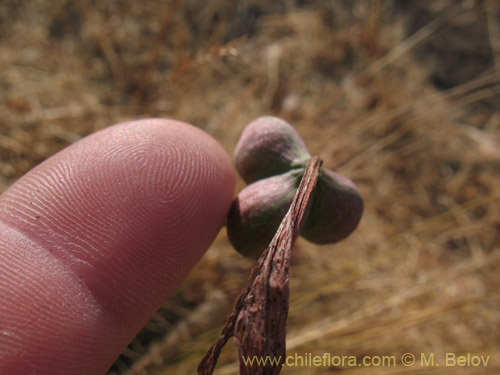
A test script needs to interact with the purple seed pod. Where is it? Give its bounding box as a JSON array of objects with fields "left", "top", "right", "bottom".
[
  {"left": 234, "top": 116, "right": 310, "bottom": 184},
  {"left": 226, "top": 171, "right": 301, "bottom": 258},
  {"left": 228, "top": 116, "right": 363, "bottom": 258},
  {"left": 301, "top": 169, "right": 363, "bottom": 244}
]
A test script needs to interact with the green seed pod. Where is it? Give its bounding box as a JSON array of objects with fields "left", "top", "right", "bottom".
[
  {"left": 234, "top": 116, "right": 310, "bottom": 184},
  {"left": 226, "top": 171, "right": 301, "bottom": 258},
  {"left": 301, "top": 169, "right": 363, "bottom": 244}
]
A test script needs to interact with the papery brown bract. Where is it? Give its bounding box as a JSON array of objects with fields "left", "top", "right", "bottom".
[{"left": 198, "top": 157, "right": 322, "bottom": 375}]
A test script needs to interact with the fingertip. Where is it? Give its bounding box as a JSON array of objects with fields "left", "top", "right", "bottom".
[{"left": 0, "top": 118, "right": 235, "bottom": 374}]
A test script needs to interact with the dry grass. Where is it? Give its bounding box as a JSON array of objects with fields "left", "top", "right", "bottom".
[{"left": 1, "top": 1, "right": 499, "bottom": 374}]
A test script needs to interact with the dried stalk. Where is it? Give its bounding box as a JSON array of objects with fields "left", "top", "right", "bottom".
[{"left": 198, "top": 156, "right": 322, "bottom": 375}]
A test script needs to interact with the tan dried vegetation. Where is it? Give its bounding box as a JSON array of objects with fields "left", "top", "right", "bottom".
[{"left": 0, "top": 1, "right": 499, "bottom": 374}]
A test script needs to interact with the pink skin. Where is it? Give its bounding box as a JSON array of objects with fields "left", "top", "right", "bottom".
[{"left": 0, "top": 119, "right": 235, "bottom": 374}]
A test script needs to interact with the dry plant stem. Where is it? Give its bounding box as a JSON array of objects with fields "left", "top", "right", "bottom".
[{"left": 198, "top": 156, "right": 322, "bottom": 375}]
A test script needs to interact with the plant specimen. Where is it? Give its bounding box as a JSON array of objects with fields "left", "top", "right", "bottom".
[{"left": 198, "top": 117, "right": 363, "bottom": 375}]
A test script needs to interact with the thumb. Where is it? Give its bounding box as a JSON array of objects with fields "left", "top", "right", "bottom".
[{"left": 0, "top": 119, "right": 235, "bottom": 374}]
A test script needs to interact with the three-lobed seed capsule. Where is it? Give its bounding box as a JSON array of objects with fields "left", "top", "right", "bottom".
[{"left": 227, "top": 116, "right": 364, "bottom": 258}]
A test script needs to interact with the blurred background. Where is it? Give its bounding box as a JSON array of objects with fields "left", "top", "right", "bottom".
[{"left": 1, "top": 0, "right": 499, "bottom": 374}]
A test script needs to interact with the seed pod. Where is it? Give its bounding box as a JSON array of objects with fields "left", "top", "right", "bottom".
[
  {"left": 229, "top": 116, "right": 364, "bottom": 259},
  {"left": 234, "top": 116, "right": 310, "bottom": 184},
  {"left": 226, "top": 171, "right": 301, "bottom": 258},
  {"left": 301, "top": 169, "right": 363, "bottom": 244}
]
